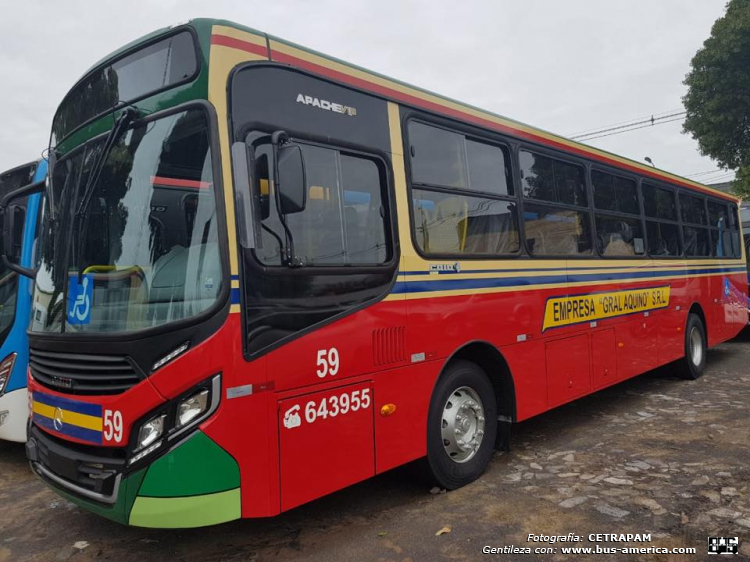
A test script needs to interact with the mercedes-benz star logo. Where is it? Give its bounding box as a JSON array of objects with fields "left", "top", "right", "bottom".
[{"left": 53, "top": 407, "right": 64, "bottom": 431}]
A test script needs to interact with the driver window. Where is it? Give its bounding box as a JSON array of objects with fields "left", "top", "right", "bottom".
[{"left": 254, "top": 142, "right": 389, "bottom": 266}]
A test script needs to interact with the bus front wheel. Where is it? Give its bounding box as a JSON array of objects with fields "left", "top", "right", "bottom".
[
  {"left": 680, "top": 313, "right": 706, "bottom": 380},
  {"left": 426, "top": 360, "right": 497, "bottom": 490}
]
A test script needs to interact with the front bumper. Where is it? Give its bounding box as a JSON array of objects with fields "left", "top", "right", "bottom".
[{"left": 27, "top": 424, "right": 242, "bottom": 528}]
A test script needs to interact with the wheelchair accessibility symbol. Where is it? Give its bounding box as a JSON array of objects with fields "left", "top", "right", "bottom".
[{"left": 68, "top": 274, "right": 93, "bottom": 325}]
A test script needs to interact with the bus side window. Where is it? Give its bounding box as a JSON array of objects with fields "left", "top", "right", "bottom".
[
  {"left": 592, "top": 170, "right": 644, "bottom": 257},
  {"left": 340, "top": 155, "right": 387, "bottom": 263},
  {"left": 407, "top": 121, "right": 518, "bottom": 257},
  {"left": 595, "top": 215, "right": 644, "bottom": 256},
  {"left": 523, "top": 205, "right": 591, "bottom": 256},
  {"left": 411, "top": 189, "right": 519, "bottom": 256},
  {"left": 642, "top": 183, "right": 680, "bottom": 258}
]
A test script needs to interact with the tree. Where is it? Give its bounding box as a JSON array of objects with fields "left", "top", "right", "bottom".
[{"left": 683, "top": 0, "right": 750, "bottom": 198}]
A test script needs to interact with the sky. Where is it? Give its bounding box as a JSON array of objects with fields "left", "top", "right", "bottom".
[{"left": 0, "top": 0, "right": 734, "bottom": 185}]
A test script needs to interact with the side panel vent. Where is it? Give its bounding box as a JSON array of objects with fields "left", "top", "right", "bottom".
[{"left": 372, "top": 327, "right": 406, "bottom": 366}]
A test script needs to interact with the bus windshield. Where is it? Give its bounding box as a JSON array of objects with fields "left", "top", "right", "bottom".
[
  {"left": 51, "top": 31, "right": 197, "bottom": 145},
  {"left": 32, "top": 108, "right": 223, "bottom": 334}
]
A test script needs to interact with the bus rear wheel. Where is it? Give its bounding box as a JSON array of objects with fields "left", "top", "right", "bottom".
[
  {"left": 680, "top": 313, "right": 706, "bottom": 380},
  {"left": 426, "top": 360, "right": 497, "bottom": 490}
]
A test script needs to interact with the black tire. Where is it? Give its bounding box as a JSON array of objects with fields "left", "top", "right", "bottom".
[
  {"left": 426, "top": 360, "right": 497, "bottom": 490},
  {"left": 680, "top": 313, "right": 706, "bottom": 380}
]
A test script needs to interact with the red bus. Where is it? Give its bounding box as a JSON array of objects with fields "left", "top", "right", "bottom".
[{"left": 4, "top": 19, "right": 746, "bottom": 528}]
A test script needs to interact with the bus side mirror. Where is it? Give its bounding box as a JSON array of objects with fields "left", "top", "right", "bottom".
[
  {"left": 0, "top": 178, "right": 45, "bottom": 278},
  {"left": 273, "top": 132, "right": 306, "bottom": 216}
]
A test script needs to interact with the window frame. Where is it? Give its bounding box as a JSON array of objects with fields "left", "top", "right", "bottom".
[
  {"left": 517, "top": 143, "right": 594, "bottom": 258},
  {"left": 640, "top": 180, "right": 684, "bottom": 259},
  {"left": 519, "top": 147, "right": 589, "bottom": 208},
  {"left": 706, "top": 196, "right": 740, "bottom": 259},
  {"left": 729, "top": 201, "right": 743, "bottom": 258},
  {"left": 249, "top": 134, "right": 397, "bottom": 270},
  {"left": 679, "top": 191, "right": 708, "bottom": 227},
  {"left": 408, "top": 118, "right": 514, "bottom": 199},
  {"left": 677, "top": 189, "right": 712, "bottom": 258},
  {"left": 405, "top": 116, "right": 522, "bottom": 260},
  {"left": 589, "top": 165, "right": 646, "bottom": 259},
  {"left": 590, "top": 167, "right": 640, "bottom": 215}
]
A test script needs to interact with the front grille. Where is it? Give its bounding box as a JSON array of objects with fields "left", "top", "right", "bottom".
[{"left": 29, "top": 348, "right": 142, "bottom": 395}]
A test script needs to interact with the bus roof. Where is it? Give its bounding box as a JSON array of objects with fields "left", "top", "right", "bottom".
[{"left": 65, "top": 17, "right": 740, "bottom": 204}]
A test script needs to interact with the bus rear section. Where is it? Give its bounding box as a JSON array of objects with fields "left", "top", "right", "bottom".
[
  {"left": 0, "top": 159, "right": 44, "bottom": 442},
  {"left": 11, "top": 19, "right": 748, "bottom": 529}
]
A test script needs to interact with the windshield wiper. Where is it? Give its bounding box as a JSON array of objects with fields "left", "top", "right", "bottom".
[{"left": 73, "top": 107, "right": 139, "bottom": 280}]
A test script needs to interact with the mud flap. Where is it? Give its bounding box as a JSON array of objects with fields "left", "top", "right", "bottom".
[{"left": 495, "top": 415, "right": 511, "bottom": 452}]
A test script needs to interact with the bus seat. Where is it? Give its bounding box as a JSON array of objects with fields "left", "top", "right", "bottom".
[
  {"left": 604, "top": 233, "right": 635, "bottom": 256},
  {"left": 463, "top": 214, "right": 517, "bottom": 254},
  {"left": 428, "top": 197, "right": 468, "bottom": 253},
  {"left": 524, "top": 211, "right": 580, "bottom": 255}
]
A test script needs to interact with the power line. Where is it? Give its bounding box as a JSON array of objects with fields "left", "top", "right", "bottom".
[
  {"left": 704, "top": 178, "right": 734, "bottom": 185},
  {"left": 573, "top": 115, "right": 686, "bottom": 141},
  {"left": 702, "top": 173, "right": 736, "bottom": 184},
  {"left": 570, "top": 112, "right": 686, "bottom": 140},
  {"left": 699, "top": 169, "right": 735, "bottom": 179},
  {"left": 685, "top": 169, "right": 724, "bottom": 178},
  {"left": 568, "top": 108, "right": 684, "bottom": 138}
]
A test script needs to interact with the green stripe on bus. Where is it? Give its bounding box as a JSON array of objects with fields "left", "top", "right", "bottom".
[
  {"left": 137, "top": 431, "right": 240, "bottom": 498},
  {"left": 129, "top": 488, "right": 241, "bottom": 528}
]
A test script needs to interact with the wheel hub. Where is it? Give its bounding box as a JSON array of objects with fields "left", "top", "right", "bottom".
[
  {"left": 441, "top": 386, "right": 486, "bottom": 463},
  {"left": 690, "top": 326, "right": 703, "bottom": 366}
]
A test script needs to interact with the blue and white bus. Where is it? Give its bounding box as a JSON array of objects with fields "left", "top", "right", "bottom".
[{"left": 0, "top": 159, "right": 45, "bottom": 442}]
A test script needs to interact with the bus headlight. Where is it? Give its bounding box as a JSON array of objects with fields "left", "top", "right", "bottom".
[
  {"left": 136, "top": 414, "right": 166, "bottom": 451},
  {"left": 177, "top": 389, "right": 209, "bottom": 428},
  {"left": 128, "top": 374, "right": 220, "bottom": 466},
  {"left": 0, "top": 353, "right": 17, "bottom": 396}
]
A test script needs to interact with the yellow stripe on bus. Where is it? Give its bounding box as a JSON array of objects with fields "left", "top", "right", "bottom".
[
  {"left": 212, "top": 25, "right": 267, "bottom": 47},
  {"left": 401, "top": 257, "right": 744, "bottom": 273},
  {"left": 32, "top": 402, "right": 103, "bottom": 432},
  {"left": 402, "top": 265, "right": 741, "bottom": 282},
  {"left": 209, "top": 25, "right": 270, "bottom": 277}
]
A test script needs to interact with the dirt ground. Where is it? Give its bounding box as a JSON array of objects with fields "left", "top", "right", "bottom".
[{"left": 1, "top": 330, "right": 749, "bottom": 562}]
